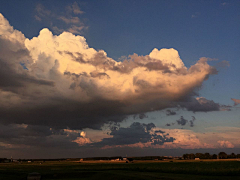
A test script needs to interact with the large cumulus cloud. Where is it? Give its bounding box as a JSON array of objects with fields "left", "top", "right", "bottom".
[{"left": 0, "top": 13, "right": 218, "bottom": 130}]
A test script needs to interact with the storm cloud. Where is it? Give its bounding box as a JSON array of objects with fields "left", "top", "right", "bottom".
[{"left": 0, "top": 13, "right": 219, "bottom": 131}]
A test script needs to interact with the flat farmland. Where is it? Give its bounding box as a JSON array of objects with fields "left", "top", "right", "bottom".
[{"left": 0, "top": 160, "right": 240, "bottom": 180}]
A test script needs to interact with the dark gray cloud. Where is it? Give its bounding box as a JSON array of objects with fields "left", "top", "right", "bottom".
[
  {"left": 0, "top": 97, "right": 127, "bottom": 130},
  {"left": 166, "top": 109, "right": 176, "bottom": 116},
  {"left": 166, "top": 116, "right": 196, "bottom": 127},
  {"left": 92, "top": 122, "right": 175, "bottom": 147},
  {"left": 182, "top": 97, "right": 220, "bottom": 112},
  {"left": 0, "top": 123, "right": 83, "bottom": 149},
  {"left": 133, "top": 113, "right": 148, "bottom": 120},
  {"left": 0, "top": 38, "right": 54, "bottom": 91},
  {"left": 176, "top": 116, "right": 188, "bottom": 126}
]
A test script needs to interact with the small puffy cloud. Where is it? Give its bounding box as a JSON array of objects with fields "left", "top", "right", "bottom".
[
  {"left": 73, "top": 131, "right": 91, "bottom": 145},
  {"left": 176, "top": 116, "right": 188, "bottom": 126}
]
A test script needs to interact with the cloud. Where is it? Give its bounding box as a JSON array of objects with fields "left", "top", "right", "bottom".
[
  {"left": 133, "top": 113, "right": 148, "bottom": 119},
  {"left": 35, "top": 4, "right": 51, "bottom": 21},
  {"left": 67, "top": 2, "right": 84, "bottom": 15},
  {"left": 0, "top": 13, "right": 219, "bottom": 130},
  {"left": 183, "top": 97, "right": 220, "bottom": 112},
  {"left": 100, "top": 128, "right": 217, "bottom": 149},
  {"left": 166, "top": 116, "right": 196, "bottom": 127},
  {"left": 166, "top": 109, "right": 176, "bottom": 116},
  {"left": 58, "top": 16, "right": 81, "bottom": 24},
  {"left": 91, "top": 122, "right": 175, "bottom": 148},
  {"left": 217, "top": 140, "right": 234, "bottom": 148},
  {"left": 191, "top": 12, "right": 200, "bottom": 18},
  {"left": 176, "top": 116, "right": 188, "bottom": 126},
  {"left": 0, "top": 123, "right": 84, "bottom": 149},
  {"left": 221, "top": 2, "right": 228, "bottom": 6},
  {"left": 231, "top": 98, "right": 240, "bottom": 106},
  {"left": 34, "top": 2, "right": 86, "bottom": 34}
]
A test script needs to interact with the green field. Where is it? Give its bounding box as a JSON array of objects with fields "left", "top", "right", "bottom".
[{"left": 0, "top": 160, "right": 240, "bottom": 180}]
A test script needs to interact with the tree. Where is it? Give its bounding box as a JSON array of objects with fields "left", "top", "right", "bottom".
[
  {"left": 183, "top": 154, "right": 188, "bottom": 160},
  {"left": 204, "top": 153, "right": 211, "bottom": 159},
  {"left": 228, "top": 153, "right": 236, "bottom": 159},
  {"left": 212, "top": 154, "right": 217, "bottom": 159},
  {"left": 195, "top": 153, "right": 203, "bottom": 158},
  {"left": 218, "top": 152, "right": 227, "bottom": 159}
]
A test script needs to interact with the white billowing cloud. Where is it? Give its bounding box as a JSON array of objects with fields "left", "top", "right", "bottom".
[
  {"left": 0, "top": 13, "right": 26, "bottom": 49},
  {"left": 149, "top": 48, "right": 185, "bottom": 69},
  {"left": 24, "top": 27, "right": 216, "bottom": 104},
  {"left": 25, "top": 28, "right": 97, "bottom": 71},
  {"left": 0, "top": 13, "right": 218, "bottom": 129}
]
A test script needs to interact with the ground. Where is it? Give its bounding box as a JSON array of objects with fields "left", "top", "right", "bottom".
[{"left": 0, "top": 159, "right": 239, "bottom": 180}]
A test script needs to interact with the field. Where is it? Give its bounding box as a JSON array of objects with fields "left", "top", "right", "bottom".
[{"left": 0, "top": 160, "right": 240, "bottom": 180}]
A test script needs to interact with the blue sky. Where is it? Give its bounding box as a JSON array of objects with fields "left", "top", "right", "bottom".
[{"left": 0, "top": 0, "right": 239, "bottom": 158}]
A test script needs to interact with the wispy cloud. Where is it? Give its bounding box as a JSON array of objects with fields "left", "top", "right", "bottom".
[
  {"left": 34, "top": 2, "right": 87, "bottom": 34},
  {"left": 221, "top": 2, "right": 228, "bottom": 6},
  {"left": 191, "top": 12, "right": 200, "bottom": 18}
]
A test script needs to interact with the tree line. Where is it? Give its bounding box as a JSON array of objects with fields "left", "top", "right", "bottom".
[{"left": 182, "top": 152, "right": 240, "bottom": 159}]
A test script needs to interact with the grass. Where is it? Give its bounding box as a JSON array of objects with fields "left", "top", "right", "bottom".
[{"left": 0, "top": 160, "right": 240, "bottom": 180}]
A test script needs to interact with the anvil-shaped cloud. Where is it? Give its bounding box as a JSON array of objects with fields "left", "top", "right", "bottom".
[{"left": 0, "top": 13, "right": 217, "bottom": 130}]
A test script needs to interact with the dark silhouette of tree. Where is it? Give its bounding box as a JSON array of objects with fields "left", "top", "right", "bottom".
[
  {"left": 195, "top": 153, "right": 204, "bottom": 159},
  {"left": 212, "top": 154, "right": 217, "bottom": 159},
  {"left": 228, "top": 153, "right": 236, "bottom": 159},
  {"left": 183, "top": 154, "right": 188, "bottom": 160},
  {"left": 218, "top": 152, "right": 227, "bottom": 159},
  {"left": 204, "top": 153, "right": 211, "bottom": 159}
]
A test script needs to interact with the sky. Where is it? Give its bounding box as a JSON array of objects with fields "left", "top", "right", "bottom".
[{"left": 0, "top": 0, "right": 239, "bottom": 159}]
